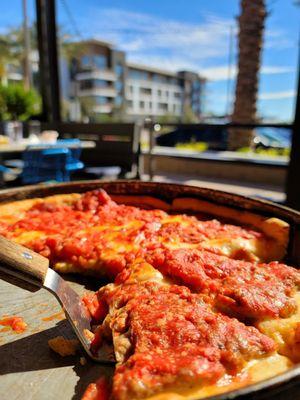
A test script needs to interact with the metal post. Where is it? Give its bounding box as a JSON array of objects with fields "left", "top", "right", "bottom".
[
  {"left": 148, "top": 122, "right": 156, "bottom": 181},
  {"left": 22, "top": 0, "right": 31, "bottom": 89},
  {"left": 286, "top": 53, "right": 300, "bottom": 210},
  {"left": 36, "top": 0, "right": 61, "bottom": 122}
]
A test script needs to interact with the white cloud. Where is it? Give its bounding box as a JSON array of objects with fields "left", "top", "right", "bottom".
[
  {"left": 201, "top": 65, "right": 294, "bottom": 81},
  {"left": 78, "top": 7, "right": 295, "bottom": 83},
  {"left": 259, "top": 90, "right": 296, "bottom": 100},
  {"left": 84, "top": 8, "right": 235, "bottom": 62}
]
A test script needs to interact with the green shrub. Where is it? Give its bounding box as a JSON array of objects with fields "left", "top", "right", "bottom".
[
  {"left": 176, "top": 141, "right": 208, "bottom": 152},
  {"left": 0, "top": 84, "right": 41, "bottom": 121}
]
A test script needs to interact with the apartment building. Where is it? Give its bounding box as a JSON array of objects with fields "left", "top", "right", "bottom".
[{"left": 67, "top": 40, "right": 205, "bottom": 121}]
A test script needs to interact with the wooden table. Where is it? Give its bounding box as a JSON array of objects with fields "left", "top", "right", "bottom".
[{"left": 0, "top": 275, "right": 112, "bottom": 400}]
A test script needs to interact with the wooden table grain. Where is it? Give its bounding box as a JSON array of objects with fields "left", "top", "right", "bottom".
[{"left": 0, "top": 275, "right": 113, "bottom": 400}]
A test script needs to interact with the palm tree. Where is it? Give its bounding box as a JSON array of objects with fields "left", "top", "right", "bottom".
[{"left": 228, "top": 0, "right": 267, "bottom": 150}]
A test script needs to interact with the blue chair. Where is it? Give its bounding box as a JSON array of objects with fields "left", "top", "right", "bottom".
[{"left": 21, "top": 145, "right": 84, "bottom": 184}]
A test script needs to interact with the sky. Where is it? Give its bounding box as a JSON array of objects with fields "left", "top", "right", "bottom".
[{"left": 0, "top": 0, "right": 299, "bottom": 122}]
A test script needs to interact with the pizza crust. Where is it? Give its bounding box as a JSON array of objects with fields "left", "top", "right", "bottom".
[
  {"left": 172, "top": 197, "right": 289, "bottom": 261},
  {"left": 111, "top": 195, "right": 171, "bottom": 211},
  {"left": 257, "top": 292, "right": 300, "bottom": 362},
  {"left": 0, "top": 193, "right": 81, "bottom": 221}
]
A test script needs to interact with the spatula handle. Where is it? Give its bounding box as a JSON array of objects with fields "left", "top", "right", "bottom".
[{"left": 0, "top": 235, "right": 49, "bottom": 286}]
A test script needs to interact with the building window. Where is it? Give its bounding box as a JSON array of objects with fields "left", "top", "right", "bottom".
[
  {"left": 80, "top": 80, "right": 93, "bottom": 90},
  {"left": 153, "top": 74, "right": 167, "bottom": 83},
  {"left": 158, "top": 103, "right": 168, "bottom": 111},
  {"left": 157, "top": 89, "right": 162, "bottom": 96},
  {"left": 80, "top": 79, "right": 109, "bottom": 90},
  {"left": 94, "top": 54, "right": 107, "bottom": 69},
  {"left": 174, "top": 92, "right": 181, "bottom": 99},
  {"left": 140, "top": 87, "right": 152, "bottom": 95},
  {"left": 95, "top": 79, "right": 108, "bottom": 88},
  {"left": 139, "top": 101, "right": 145, "bottom": 109},
  {"left": 169, "top": 77, "right": 180, "bottom": 85},
  {"left": 95, "top": 96, "right": 108, "bottom": 105},
  {"left": 115, "top": 63, "right": 124, "bottom": 76},
  {"left": 127, "top": 100, "right": 133, "bottom": 108},
  {"left": 165, "top": 90, "right": 169, "bottom": 98},
  {"left": 129, "top": 69, "right": 148, "bottom": 80},
  {"left": 81, "top": 55, "right": 92, "bottom": 68},
  {"left": 115, "top": 81, "right": 123, "bottom": 92},
  {"left": 115, "top": 95, "right": 122, "bottom": 106}
]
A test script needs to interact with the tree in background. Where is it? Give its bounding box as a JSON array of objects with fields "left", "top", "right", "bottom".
[
  {"left": 228, "top": 0, "right": 267, "bottom": 150},
  {"left": 0, "top": 23, "right": 37, "bottom": 86},
  {"left": 0, "top": 84, "right": 41, "bottom": 121}
]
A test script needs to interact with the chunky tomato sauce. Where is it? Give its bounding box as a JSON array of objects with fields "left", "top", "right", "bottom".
[
  {"left": 0, "top": 316, "right": 27, "bottom": 333},
  {"left": 157, "top": 217, "right": 261, "bottom": 245},
  {"left": 94, "top": 280, "right": 275, "bottom": 400},
  {"left": 148, "top": 248, "right": 300, "bottom": 319},
  {"left": 81, "top": 376, "right": 111, "bottom": 400},
  {"left": 0, "top": 190, "right": 267, "bottom": 278}
]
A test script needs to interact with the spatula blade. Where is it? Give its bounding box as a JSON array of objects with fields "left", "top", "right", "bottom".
[{"left": 44, "top": 268, "right": 115, "bottom": 364}]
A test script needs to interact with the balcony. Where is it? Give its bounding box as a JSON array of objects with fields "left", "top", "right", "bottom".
[
  {"left": 78, "top": 87, "right": 117, "bottom": 97},
  {"left": 93, "top": 103, "right": 114, "bottom": 113},
  {"left": 76, "top": 69, "right": 117, "bottom": 82}
]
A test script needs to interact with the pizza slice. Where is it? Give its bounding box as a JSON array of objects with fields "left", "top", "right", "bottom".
[
  {"left": 0, "top": 189, "right": 290, "bottom": 279},
  {"left": 82, "top": 262, "right": 291, "bottom": 400},
  {"left": 171, "top": 197, "right": 289, "bottom": 262},
  {"left": 147, "top": 247, "right": 300, "bottom": 361},
  {"left": 0, "top": 190, "right": 167, "bottom": 278}
]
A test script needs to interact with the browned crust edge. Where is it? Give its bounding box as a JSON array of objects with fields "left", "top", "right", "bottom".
[{"left": 172, "top": 197, "right": 289, "bottom": 261}]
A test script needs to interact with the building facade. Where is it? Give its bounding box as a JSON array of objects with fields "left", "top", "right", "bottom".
[{"left": 66, "top": 40, "right": 205, "bottom": 122}]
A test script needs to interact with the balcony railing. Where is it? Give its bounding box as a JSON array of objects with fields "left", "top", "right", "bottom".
[{"left": 76, "top": 69, "right": 117, "bottom": 82}]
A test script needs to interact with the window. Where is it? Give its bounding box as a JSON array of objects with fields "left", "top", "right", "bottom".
[
  {"left": 153, "top": 74, "right": 167, "bottom": 83},
  {"left": 192, "top": 80, "right": 201, "bottom": 91},
  {"left": 129, "top": 69, "right": 149, "bottom": 80},
  {"left": 81, "top": 55, "right": 92, "bottom": 68},
  {"left": 127, "top": 100, "right": 133, "bottom": 108},
  {"left": 158, "top": 102, "right": 168, "bottom": 111},
  {"left": 157, "top": 89, "right": 162, "bottom": 96},
  {"left": 115, "top": 81, "right": 123, "bottom": 92},
  {"left": 174, "top": 92, "right": 182, "bottom": 99},
  {"left": 94, "top": 55, "right": 107, "bottom": 69},
  {"left": 139, "top": 101, "right": 145, "bottom": 109},
  {"left": 95, "top": 79, "right": 108, "bottom": 88},
  {"left": 169, "top": 77, "right": 180, "bottom": 85},
  {"left": 80, "top": 80, "right": 93, "bottom": 90},
  {"left": 140, "top": 87, "right": 152, "bottom": 95},
  {"left": 95, "top": 96, "right": 108, "bottom": 105},
  {"left": 80, "top": 79, "right": 109, "bottom": 90},
  {"left": 115, "top": 95, "right": 122, "bottom": 106},
  {"left": 115, "top": 63, "right": 124, "bottom": 76}
]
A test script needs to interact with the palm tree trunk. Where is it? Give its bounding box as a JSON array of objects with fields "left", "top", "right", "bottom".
[{"left": 228, "top": 0, "right": 267, "bottom": 150}]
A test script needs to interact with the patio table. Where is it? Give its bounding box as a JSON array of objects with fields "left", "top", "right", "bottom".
[
  {"left": 0, "top": 141, "right": 96, "bottom": 185},
  {"left": 0, "top": 140, "right": 96, "bottom": 153}
]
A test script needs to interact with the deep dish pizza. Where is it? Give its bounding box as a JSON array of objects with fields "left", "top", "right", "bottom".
[{"left": 0, "top": 188, "right": 299, "bottom": 400}]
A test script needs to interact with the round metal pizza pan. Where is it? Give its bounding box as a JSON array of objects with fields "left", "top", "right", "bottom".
[{"left": 0, "top": 179, "right": 299, "bottom": 400}]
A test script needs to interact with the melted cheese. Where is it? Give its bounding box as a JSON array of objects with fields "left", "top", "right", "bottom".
[
  {"left": 258, "top": 292, "right": 300, "bottom": 362},
  {"left": 144, "top": 354, "right": 291, "bottom": 400}
]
